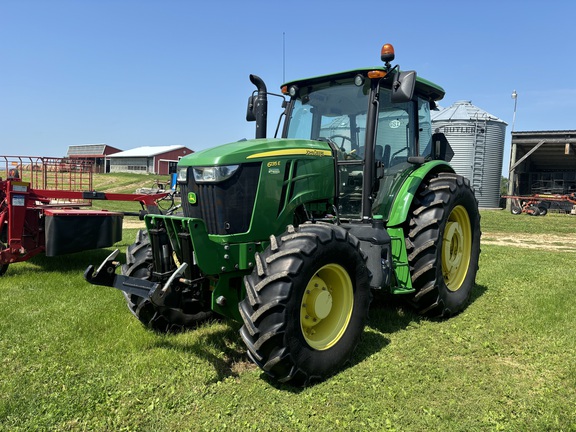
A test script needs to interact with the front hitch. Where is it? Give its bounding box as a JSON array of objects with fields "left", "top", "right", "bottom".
[
  {"left": 83, "top": 249, "right": 122, "bottom": 287},
  {"left": 84, "top": 249, "right": 188, "bottom": 308}
]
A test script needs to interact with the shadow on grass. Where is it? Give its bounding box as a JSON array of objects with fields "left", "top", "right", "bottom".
[
  {"left": 152, "top": 320, "right": 247, "bottom": 384},
  {"left": 262, "top": 293, "right": 424, "bottom": 393},
  {"left": 151, "top": 283, "right": 490, "bottom": 392},
  {"left": 288, "top": 283, "right": 488, "bottom": 391},
  {"left": 150, "top": 313, "right": 390, "bottom": 393},
  {"left": 368, "top": 291, "right": 421, "bottom": 332},
  {"left": 469, "top": 283, "right": 488, "bottom": 306},
  {"left": 5, "top": 248, "right": 127, "bottom": 277},
  {"left": 260, "top": 327, "right": 391, "bottom": 394}
]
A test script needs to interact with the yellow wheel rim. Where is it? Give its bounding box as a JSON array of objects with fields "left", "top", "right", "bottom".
[
  {"left": 442, "top": 205, "right": 472, "bottom": 292},
  {"left": 300, "top": 263, "right": 354, "bottom": 350}
]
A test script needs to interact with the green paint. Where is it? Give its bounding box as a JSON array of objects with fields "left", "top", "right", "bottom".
[
  {"left": 386, "top": 161, "right": 453, "bottom": 227},
  {"left": 387, "top": 227, "right": 414, "bottom": 294},
  {"left": 138, "top": 64, "right": 455, "bottom": 319},
  {"left": 144, "top": 214, "right": 263, "bottom": 320}
]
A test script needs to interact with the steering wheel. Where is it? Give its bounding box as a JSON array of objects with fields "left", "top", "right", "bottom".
[
  {"left": 328, "top": 135, "right": 363, "bottom": 160},
  {"left": 329, "top": 135, "right": 353, "bottom": 151},
  {"left": 390, "top": 147, "right": 408, "bottom": 159},
  {"left": 387, "top": 147, "right": 410, "bottom": 167}
]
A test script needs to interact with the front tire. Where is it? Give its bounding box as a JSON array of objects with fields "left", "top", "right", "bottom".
[
  {"left": 239, "top": 223, "right": 371, "bottom": 385},
  {"left": 406, "top": 173, "right": 481, "bottom": 317},
  {"left": 122, "top": 229, "right": 212, "bottom": 333}
]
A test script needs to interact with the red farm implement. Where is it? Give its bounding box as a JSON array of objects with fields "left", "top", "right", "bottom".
[
  {"left": 0, "top": 155, "right": 170, "bottom": 276},
  {"left": 504, "top": 193, "right": 576, "bottom": 216}
]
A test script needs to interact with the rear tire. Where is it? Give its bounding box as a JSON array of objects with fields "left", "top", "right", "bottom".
[
  {"left": 406, "top": 173, "right": 481, "bottom": 317},
  {"left": 122, "top": 229, "right": 212, "bottom": 333},
  {"left": 239, "top": 223, "right": 371, "bottom": 385}
]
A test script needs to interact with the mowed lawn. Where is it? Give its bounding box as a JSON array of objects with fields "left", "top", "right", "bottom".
[{"left": 1, "top": 177, "right": 575, "bottom": 431}]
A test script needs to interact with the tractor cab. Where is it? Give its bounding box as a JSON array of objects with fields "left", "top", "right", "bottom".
[{"left": 252, "top": 43, "right": 450, "bottom": 222}]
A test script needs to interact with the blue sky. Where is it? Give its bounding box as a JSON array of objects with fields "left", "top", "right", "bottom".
[{"left": 1, "top": 0, "right": 575, "bottom": 176}]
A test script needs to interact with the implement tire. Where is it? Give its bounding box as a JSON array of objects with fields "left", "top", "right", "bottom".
[
  {"left": 0, "top": 222, "right": 8, "bottom": 277},
  {"left": 122, "top": 229, "right": 212, "bottom": 333},
  {"left": 406, "top": 173, "right": 481, "bottom": 317},
  {"left": 239, "top": 223, "right": 371, "bottom": 386}
]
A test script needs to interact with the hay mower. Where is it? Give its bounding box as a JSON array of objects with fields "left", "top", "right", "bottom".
[
  {"left": 85, "top": 43, "right": 481, "bottom": 385},
  {"left": 0, "top": 155, "right": 170, "bottom": 276},
  {"left": 504, "top": 193, "right": 576, "bottom": 216}
]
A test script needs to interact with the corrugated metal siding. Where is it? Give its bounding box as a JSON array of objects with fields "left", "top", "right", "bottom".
[
  {"left": 479, "top": 121, "right": 506, "bottom": 207},
  {"left": 68, "top": 144, "right": 107, "bottom": 156},
  {"left": 436, "top": 122, "right": 475, "bottom": 180},
  {"left": 432, "top": 101, "right": 507, "bottom": 208},
  {"left": 110, "top": 157, "right": 149, "bottom": 173}
]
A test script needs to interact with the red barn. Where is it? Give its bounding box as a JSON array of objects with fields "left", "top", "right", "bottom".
[{"left": 67, "top": 143, "right": 122, "bottom": 173}]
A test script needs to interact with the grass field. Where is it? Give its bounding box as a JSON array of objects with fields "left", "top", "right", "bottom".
[{"left": 1, "top": 174, "right": 575, "bottom": 431}]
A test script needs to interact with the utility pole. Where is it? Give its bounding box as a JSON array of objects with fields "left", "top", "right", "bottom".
[{"left": 507, "top": 90, "right": 518, "bottom": 211}]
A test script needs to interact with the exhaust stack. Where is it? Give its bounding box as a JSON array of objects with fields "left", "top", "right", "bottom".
[{"left": 249, "top": 74, "right": 268, "bottom": 139}]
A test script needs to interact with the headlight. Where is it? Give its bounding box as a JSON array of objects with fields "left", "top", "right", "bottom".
[
  {"left": 193, "top": 165, "right": 240, "bottom": 183},
  {"left": 177, "top": 167, "right": 188, "bottom": 183}
]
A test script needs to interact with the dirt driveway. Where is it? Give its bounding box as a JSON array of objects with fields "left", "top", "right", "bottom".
[
  {"left": 481, "top": 232, "right": 576, "bottom": 252},
  {"left": 123, "top": 219, "right": 146, "bottom": 229}
]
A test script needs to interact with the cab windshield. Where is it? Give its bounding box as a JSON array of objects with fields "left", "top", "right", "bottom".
[
  {"left": 285, "top": 78, "right": 424, "bottom": 219},
  {"left": 286, "top": 80, "right": 369, "bottom": 155}
]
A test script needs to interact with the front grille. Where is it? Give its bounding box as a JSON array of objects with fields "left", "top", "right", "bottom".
[{"left": 180, "top": 163, "right": 261, "bottom": 235}]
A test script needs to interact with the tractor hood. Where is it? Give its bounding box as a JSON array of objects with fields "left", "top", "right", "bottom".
[
  {"left": 178, "top": 138, "right": 333, "bottom": 167},
  {"left": 176, "top": 137, "right": 337, "bottom": 241}
]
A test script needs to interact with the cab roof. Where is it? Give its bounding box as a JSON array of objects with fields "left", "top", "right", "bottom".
[{"left": 282, "top": 66, "right": 445, "bottom": 102}]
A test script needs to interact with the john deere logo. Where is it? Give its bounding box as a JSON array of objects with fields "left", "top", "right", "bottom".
[{"left": 188, "top": 192, "right": 197, "bottom": 205}]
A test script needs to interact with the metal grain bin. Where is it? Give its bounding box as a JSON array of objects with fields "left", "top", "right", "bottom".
[{"left": 432, "top": 101, "right": 507, "bottom": 208}]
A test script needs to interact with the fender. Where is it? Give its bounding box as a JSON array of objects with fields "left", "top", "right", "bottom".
[
  {"left": 387, "top": 160, "right": 455, "bottom": 228},
  {"left": 384, "top": 160, "right": 454, "bottom": 294}
]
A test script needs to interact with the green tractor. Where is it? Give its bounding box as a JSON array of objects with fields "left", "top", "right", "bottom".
[{"left": 85, "top": 43, "right": 481, "bottom": 385}]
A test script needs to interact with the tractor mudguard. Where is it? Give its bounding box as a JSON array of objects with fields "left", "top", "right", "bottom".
[
  {"left": 386, "top": 160, "right": 454, "bottom": 227},
  {"left": 383, "top": 160, "right": 454, "bottom": 294}
]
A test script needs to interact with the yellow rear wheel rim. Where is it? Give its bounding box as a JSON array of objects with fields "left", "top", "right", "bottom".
[
  {"left": 442, "top": 205, "right": 472, "bottom": 292},
  {"left": 300, "top": 263, "right": 354, "bottom": 350}
]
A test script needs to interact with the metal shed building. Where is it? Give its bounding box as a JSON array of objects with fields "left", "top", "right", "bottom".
[
  {"left": 109, "top": 145, "right": 193, "bottom": 175},
  {"left": 507, "top": 130, "right": 576, "bottom": 197}
]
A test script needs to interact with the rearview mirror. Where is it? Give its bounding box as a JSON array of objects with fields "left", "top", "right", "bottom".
[
  {"left": 246, "top": 95, "right": 256, "bottom": 122},
  {"left": 391, "top": 70, "right": 416, "bottom": 103},
  {"left": 431, "top": 132, "right": 454, "bottom": 162}
]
